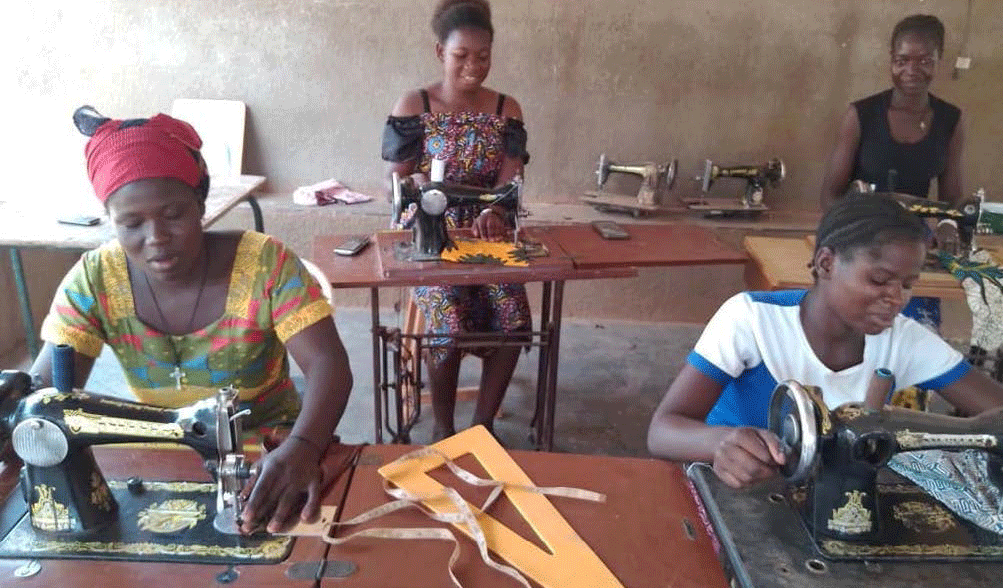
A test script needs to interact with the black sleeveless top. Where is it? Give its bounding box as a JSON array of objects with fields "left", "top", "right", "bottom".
[{"left": 851, "top": 89, "right": 960, "bottom": 198}]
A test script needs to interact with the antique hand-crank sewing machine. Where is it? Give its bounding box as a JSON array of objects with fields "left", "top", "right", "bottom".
[
  {"left": 767, "top": 380, "right": 1003, "bottom": 560},
  {"left": 0, "top": 346, "right": 291, "bottom": 564},
  {"left": 581, "top": 153, "right": 677, "bottom": 217},
  {"left": 390, "top": 171, "right": 523, "bottom": 260},
  {"left": 685, "top": 157, "right": 785, "bottom": 215}
]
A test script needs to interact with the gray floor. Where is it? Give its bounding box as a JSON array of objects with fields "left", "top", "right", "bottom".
[{"left": 10, "top": 308, "right": 702, "bottom": 456}]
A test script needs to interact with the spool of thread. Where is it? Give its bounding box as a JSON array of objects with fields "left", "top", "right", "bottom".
[
  {"left": 864, "top": 368, "right": 894, "bottom": 410},
  {"left": 430, "top": 158, "right": 446, "bottom": 183},
  {"left": 52, "top": 344, "right": 75, "bottom": 393}
]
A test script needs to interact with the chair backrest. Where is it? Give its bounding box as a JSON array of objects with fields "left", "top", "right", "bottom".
[
  {"left": 170, "top": 99, "right": 246, "bottom": 180},
  {"left": 300, "top": 258, "right": 334, "bottom": 305}
]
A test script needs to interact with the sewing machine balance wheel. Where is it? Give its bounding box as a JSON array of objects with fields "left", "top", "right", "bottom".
[
  {"left": 595, "top": 153, "right": 610, "bottom": 187},
  {"left": 767, "top": 380, "right": 821, "bottom": 484},
  {"left": 664, "top": 158, "right": 677, "bottom": 189},
  {"left": 770, "top": 158, "right": 785, "bottom": 183}
]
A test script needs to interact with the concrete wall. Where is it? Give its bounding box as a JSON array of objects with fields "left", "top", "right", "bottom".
[{"left": 5, "top": 0, "right": 999, "bottom": 354}]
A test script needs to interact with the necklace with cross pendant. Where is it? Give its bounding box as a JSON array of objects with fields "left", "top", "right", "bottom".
[{"left": 169, "top": 363, "right": 185, "bottom": 390}]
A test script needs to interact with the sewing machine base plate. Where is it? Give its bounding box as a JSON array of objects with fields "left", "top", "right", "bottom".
[
  {"left": 685, "top": 201, "right": 767, "bottom": 218},
  {"left": 0, "top": 479, "right": 293, "bottom": 564},
  {"left": 394, "top": 241, "right": 442, "bottom": 262},
  {"left": 582, "top": 192, "right": 660, "bottom": 217},
  {"left": 788, "top": 482, "right": 1003, "bottom": 562},
  {"left": 688, "top": 463, "right": 1003, "bottom": 588}
]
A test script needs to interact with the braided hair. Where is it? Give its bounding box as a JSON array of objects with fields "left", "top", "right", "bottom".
[
  {"left": 431, "top": 0, "right": 492, "bottom": 43},
  {"left": 812, "top": 192, "right": 926, "bottom": 277},
  {"left": 72, "top": 105, "right": 211, "bottom": 203},
  {"left": 891, "top": 14, "right": 945, "bottom": 55}
]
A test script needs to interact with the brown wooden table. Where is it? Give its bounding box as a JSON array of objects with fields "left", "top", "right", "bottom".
[
  {"left": 313, "top": 223, "right": 747, "bottom": 450},
  {"left": 328, "top": 444, "right": 728, "bottom": 588},
  {"left": 744, "top": 235, "right": 966, "bottom": 299},
  {"left": 0, "top": 443, "right": 728, "bottom": 587}
]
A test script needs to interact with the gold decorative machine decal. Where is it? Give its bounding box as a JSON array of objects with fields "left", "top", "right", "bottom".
[
  {"left": 31, "top": 485, "right": 77, "bottom": 532},
  {"left": 137, "top": 500, "right": 207, "bottom": 534},
  {"left": 892, "top": 501, "right": 957, "bottom": 534},
  {"left": 89, "top": 472, "right": 114, "bottom": 512},
  {"left": 63, "top": 409, "right": 183, "bottom": 439},
  {"left": 827, "top": 490, "right": 872, "bottom": 535},
  {"left": 895, "top": 430, "right": 997, "bottom": 450}
]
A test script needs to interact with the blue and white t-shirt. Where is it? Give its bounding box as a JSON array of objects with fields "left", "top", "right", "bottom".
[{"left": 689, "top": 290, "right": 970, "bottom": 429}]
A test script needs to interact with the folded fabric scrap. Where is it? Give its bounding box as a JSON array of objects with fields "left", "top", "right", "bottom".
[
  {"left": 889, "top": 449, "right": 1003, "bottom": 534},
  {"left": 292, "top": 178, "right": 373, "bottom": 206}
]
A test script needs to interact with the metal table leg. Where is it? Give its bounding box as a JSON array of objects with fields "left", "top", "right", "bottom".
[
  {"left": 9, "top": 248, "right": 38, "bottom": 359},
  {"left": 370, "top": 287, "right": 382, "bottom": 443},
  {"left": 247, "top": 196, "right": 264, "bottom": 232},
  {"left": 532, "top": 281, "right": 553, "bottom": 449},
  {"left": 543, "top": 280, "right": 565, "bottom": 452}
]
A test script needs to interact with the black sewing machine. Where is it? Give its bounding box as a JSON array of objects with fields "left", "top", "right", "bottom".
[
  {"left": 687, "top": 157, "right": 784, "bottom": 215},
  {"left": 886, "top": 192, "right": 983, "bottom": 255},
  {"left": 390, "top": 172, "right": 522, "bottom": 261},
  {"left": 767, "top": 380, "right": 1003, "bottom": 561},
  {"left": 0, "top": 345, "right": 289, "bottom": 564},
  {"left": 581, "top": 153, "right": 677, "bottom": 217}
]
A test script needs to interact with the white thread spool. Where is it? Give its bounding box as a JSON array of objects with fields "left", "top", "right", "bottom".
[{"left": 430, "top": 158, "right": 446, "bottom": 182}]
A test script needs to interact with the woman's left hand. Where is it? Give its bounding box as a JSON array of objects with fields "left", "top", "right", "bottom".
[
  {"left": 472, "top": 208, "right": 506, "bottom": 242},
  {"left": 239, "top": 436, "right": 324, "bottom": 534}
]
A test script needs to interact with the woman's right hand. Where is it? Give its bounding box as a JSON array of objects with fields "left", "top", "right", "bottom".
[{"left": 712, "top": 427, "right": 786, "bottom": 489}]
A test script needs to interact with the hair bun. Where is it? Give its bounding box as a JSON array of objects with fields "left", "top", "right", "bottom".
[
  {"left": 72, "top": 105, "right": 111, "bottom": 137},
  {"left": 431, "top": 0, "right": 493, "bottom": 42}
]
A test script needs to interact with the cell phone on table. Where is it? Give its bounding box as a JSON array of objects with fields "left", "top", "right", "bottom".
[
  {"left": 57, "top": 215, "right": 102, "bottom": 227},
  {"left": 334, "top": 235, "right": 371, "bottom": 256},
  {"left": 591, "top": 220, "right": 629, "bottom": 240}
]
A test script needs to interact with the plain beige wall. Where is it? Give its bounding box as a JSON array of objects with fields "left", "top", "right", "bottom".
[{"left": 4, "top": 0, "right": 999, "bottom": 355}]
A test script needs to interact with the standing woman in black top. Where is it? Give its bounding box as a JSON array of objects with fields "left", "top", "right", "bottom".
[
  {"left": 820, "top": 15, "right": 964, "bottom": 208},
  {"left": 819, "top": 15, "right": 963, "bottom": 329}
]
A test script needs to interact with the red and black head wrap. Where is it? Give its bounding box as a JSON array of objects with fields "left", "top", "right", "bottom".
[{"left": 75, "top": 106, "right": 209, "bottom": 204}]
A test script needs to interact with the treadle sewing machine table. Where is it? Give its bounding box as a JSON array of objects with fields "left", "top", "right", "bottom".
[
  {"left": 689, "top": 464, "right": 1003, "bottom": 588},
  {"left": 0, "top": 444, "right": 727, "bottom": 587},
  {"left": 313, "top": 223, "right": 748, "bottom": 450}
]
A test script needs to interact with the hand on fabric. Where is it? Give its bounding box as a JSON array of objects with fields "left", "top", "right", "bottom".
[
  {"left": 472, "top": 207, "right": 506, "bottom": 242},
  {"left": 934, "top": 222, "right": 961, "bottom": 256},
  {"left": 712, "top": 427, "right": 786, "bottom": 489},
  {"left": 239, "top": 435, "right": 324, "bottom": 534}
]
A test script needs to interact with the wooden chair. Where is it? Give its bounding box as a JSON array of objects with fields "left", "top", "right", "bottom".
[{"left": 399, "top": 295, "right": 501, "bottom": 423}]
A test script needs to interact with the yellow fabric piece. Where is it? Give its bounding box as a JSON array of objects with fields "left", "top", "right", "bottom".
[{"left": 439, "top": 237, "right": 529, "bottom": 267}]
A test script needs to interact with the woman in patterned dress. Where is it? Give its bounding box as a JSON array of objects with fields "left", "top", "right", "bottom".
[
  {"left": 382, "top": 0, "right": 531, "bottom": 440},
  {"left": 32, "top": 106, "right": 354, "bottom": 534}
]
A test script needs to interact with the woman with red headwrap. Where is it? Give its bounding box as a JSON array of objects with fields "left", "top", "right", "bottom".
[{"left": 30, "top": 106, "right": 354, "bottom": 534}]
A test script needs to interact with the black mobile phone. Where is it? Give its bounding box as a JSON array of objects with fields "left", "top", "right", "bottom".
[
  {"left": 591, "top": 220, "right": 630, "bottom": 240},
  {"left": 334, "top": 235, "right": 371, "bottom": 256},
  {"left": 57, "top": 215, "right": 101, "bottom": 227}
]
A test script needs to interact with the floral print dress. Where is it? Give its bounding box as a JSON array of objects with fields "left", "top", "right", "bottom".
[{"left": 382, "top": 91, "right": 531, "bottom": 362}]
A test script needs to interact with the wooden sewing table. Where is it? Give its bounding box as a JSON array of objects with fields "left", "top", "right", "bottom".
[
  {"left": 1, "top": 174, "right": 267, "bottom": 359},
  {"left": 744, "top": 235, "right": 966, "bottom": 299},
  {"left": 0, "top": 444, "right": 727, "bottom": 587},
  {"left": 312, "top": 223, "right": 748, "bottom": 450}
]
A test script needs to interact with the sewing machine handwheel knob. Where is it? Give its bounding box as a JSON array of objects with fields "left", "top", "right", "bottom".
[{"left": 127, "top": 477, "right": 145, "bottom": 494}]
